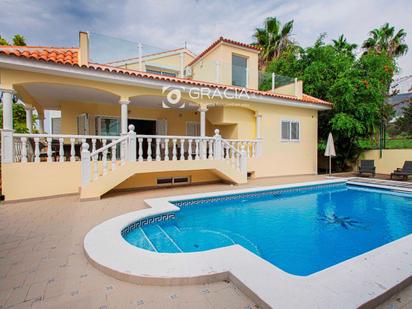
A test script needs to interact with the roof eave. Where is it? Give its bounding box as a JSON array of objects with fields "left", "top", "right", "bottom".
[{"left": 0, "top": 54, "right": 331, "bottom": 111}]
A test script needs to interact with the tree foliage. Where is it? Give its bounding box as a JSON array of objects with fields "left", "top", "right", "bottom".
[
  {"left": 266, "top": 34, "right": 396, "bottom": 170},
  {"left": 0, "top": 34, "right": 27, "bottom": 46},
  {"left": 0, "top": 35, "right": 9, "bottom": 45},
  {"left": 253, "top": 17, "right": 295, "bottom": 69},
  {"left": 12, "top": 34, "right": 27, "bottom": 46},
  {"left": 362, "top": 23, "right": 408, "bottom": 58},
  {"left": 394, "top": 100, "right": 412, "bottom": 136},
  {"left": 0, "top": 98, "right": 35, "bottom": 133},
  {"left": 332, "top": 34, "right": 357, "bottom": 57}
]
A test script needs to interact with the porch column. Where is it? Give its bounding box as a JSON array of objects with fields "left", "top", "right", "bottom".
[
  {"left": 24, "top": 104, "right": 34, "bottom": 133},
  {"left": 119, "top": 98, "right": 130, "bottom": 135},
  {"left": 199, "top": 106, "right": 207, "bottom": 137},
  {"left": 2, "top": 89, "right": 13, "bottom": 130},
  {"left": 1, "top": 88, "right": 15, "bottom": 163},
  {"left": 199, "top": 106, "right": 207, "bottom": 159},
  {"left": 255, "top": 113, "right": 262, "bottom": 157}
]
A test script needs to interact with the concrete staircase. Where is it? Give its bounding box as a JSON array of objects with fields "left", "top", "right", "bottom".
[{"left": 80, "top": 160, "right": 247, "bottom": 200}]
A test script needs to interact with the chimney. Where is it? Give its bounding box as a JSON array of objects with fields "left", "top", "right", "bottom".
[
  {"left": 78, "top": 31, "right": 89, "bottom": 66},
  {"left": 295, "top": 79, "right": 303, "bottom": 100}
]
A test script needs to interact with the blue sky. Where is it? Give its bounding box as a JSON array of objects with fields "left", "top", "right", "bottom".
[{"left": 1, "top": 0, "right": 411, "bottom": 75}]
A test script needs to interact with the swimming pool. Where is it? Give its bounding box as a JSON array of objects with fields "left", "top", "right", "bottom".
[{"left": 123, "top": 183, "right": 412, "bottom": 276}]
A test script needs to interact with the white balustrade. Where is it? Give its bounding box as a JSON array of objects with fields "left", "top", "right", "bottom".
[
  {"left": 138, "top": 138, "right": 143, "bottom": 162},
  {"left": 172, "top": 139, "right": 177, "bottom": 161},
  {"left": 70, "top": 138, "right": 76, "bottom": 162},
  {"left": 195, "top": 139, "right": 200, "bottom": 160},
  {"left": 188, "top": 139, "right": 193, "bottom": 160},
  {"left": 180, "top": 139, "right": 185, "bottom": 160},
  {"left": 12, "top": 130, "right": 254, "bottom": 186},
  {"left": 34, "top": 137, "right": 40, "bottom": 163},
  {"left": 111, "top": 140, "right": 117, "bottom": 171},
  {"left": 59, "top": 138, "right": 65, "bottom": 162},
  {"left": 21, "top": 137, "right": 27, "bottom": 163},
  {"left": 47, "top": 137, "right": 52, "bottom": 162},
  {"left": 102, "top": 140, "right": 108, "bottom": 176},
  {"left": 93, "top": 153, "right": 98, "bottom": 181},
  {"left": 155, "top": 138, "right": 161, "bottom": 161},
  {"left": 147, "top": 138, "right": 152, "bottom": 161},
  {"left": 164, "top": 139, "right": 169, "bottom": 161},
  {"left": 208, "top": 140, "right": 214, "bottom": 159}
]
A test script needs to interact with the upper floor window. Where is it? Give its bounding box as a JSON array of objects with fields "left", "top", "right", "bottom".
[
  {"left": 146, "top": 69, "right": 177, "bottom": 77},
  {"left": 232, "top": 54, "right": 247, "bottom": 87},
  {"left": 281, "top": 120, "right": 300, "bottom": 141}
]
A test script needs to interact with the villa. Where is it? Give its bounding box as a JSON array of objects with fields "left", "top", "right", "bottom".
[
  {"left": 1, "top": 31, "right": 412, "bottom": 309},
  {"left": 0, "top": 32, "right": 331, "bottom": 202}
]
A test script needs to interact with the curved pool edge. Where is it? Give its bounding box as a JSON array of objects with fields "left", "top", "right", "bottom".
[{"left": 84, "top": 178, "right": 412, "bottom": 309}]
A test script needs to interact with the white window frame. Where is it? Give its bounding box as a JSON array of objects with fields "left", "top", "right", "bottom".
[
  {"left": 280, "top": 119, "right": 300, "bottom": 142},
  {"left": 231, "top": 53, "right": 248, "bottom": 88}
]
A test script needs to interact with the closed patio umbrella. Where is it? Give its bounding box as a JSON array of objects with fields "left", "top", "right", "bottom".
[{"left": 324, "top": 132, "right": 336, "bottom": 175}]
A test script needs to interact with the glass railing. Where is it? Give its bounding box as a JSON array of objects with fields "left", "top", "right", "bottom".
[
  {"left": 258, "top": 71, "right": 297, "bottom": 95},
  {"left": 88, "top": 32, "right": 182, "bottom": 73},
  {"left": 88, "top": 32, "right": 299, "bottom": 93}
]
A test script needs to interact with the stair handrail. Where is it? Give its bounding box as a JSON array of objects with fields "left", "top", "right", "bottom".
[
  {"left": 81, "top": 134, "right": 129, "bottom": 186},
  {"left": 221, "top": 138, "right": 247, "bottom": 175}
]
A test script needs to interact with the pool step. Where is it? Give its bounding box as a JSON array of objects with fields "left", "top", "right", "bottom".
[{"left": 142, "top": 225, "right": 182, "bottom": 253}]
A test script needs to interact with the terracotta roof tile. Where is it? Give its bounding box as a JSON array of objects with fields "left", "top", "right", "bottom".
[
  {"left": 0, "top": 45, "right": 331, "bottom": 107},
  {"left": 187, "top": 37, "right": 261, "bottom": 67},
  {"left": 0, "top": 46, "right": 78, "bottom": 65}
]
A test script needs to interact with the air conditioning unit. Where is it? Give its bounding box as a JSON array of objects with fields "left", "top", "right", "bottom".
[{"left": 184, "top": 67, "right": 192, "bottom": 77}]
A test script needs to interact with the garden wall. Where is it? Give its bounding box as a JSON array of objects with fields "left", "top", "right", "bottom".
[{"left": 359, "top": 149, "right": 412, "bottom": 174}]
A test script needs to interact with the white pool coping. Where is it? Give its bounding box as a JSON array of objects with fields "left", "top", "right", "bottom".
[{"left": 84, "top": 179, "right": 412, "bottom": 309}]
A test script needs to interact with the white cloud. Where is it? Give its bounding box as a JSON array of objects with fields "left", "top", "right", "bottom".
[{"left": 0, "top": 0, "right": 411, "bottom": 74}]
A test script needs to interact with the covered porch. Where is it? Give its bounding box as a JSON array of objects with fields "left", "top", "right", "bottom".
[{"left": 1, "top": 81, "right": 262, "bottom": 201}]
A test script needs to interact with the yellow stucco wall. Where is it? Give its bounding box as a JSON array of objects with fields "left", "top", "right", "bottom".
[
  {"left": 249, "top": 103, "right": 318, "bottom": 177},
  {"left": 60, "top": 101, "right": 215, "bottom": 136},
  {"left": 1, "top": 162, "right": 224, "bottom": 201},
  {"left": 121, "top": 52, "right": 195, "bottom": 74},
  {"left": 115, "top": 170, "right": 219, "bottom": 190},
  {"left": 1, "top": 64, "right": 321, "bottom": 201},
  {"left": 359, "top": 149, "right": 412, "bottom": 174},
  {"left": 191, "top": 42, "right": 259, "bottom": 90}
]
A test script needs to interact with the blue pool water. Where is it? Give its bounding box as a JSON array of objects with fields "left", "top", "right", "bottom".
[{"left": 123, "top": 183, "right": 412, "bottom": 276}]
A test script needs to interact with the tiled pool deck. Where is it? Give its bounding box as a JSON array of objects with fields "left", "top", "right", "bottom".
[{"left": 0, "top": 174, "right": 411, "bottom": 308}]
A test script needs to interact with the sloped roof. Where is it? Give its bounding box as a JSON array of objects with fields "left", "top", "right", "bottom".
[
  {"left": 0, "top": 46, "right": 78, "bottom": 65},
  {"left": 187, "top": 37, "right": 261, "bottom": 67},
  {"left": 0, "top": 45, "right": 331, "bottom": 108}
]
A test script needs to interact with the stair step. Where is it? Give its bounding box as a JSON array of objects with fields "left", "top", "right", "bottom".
[
  {"left": 123, "top": 227, "right": 156, "bottom": 252},
  {"left": 142, "top": 225, "right": 181, "bottom": 253}
]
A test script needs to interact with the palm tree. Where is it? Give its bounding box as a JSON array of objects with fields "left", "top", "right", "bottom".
[
  {"left": 253, "top": 17, "right": 294, "bottom": 68},
  {"left": 333, "top": 34, "right": 357, "bottom": 56},
  {"left": 12, "top": 34, "right": 26, "bottom": 46},
  {"left": 362, "top": 23, "right": 408, "bottom": 58}
]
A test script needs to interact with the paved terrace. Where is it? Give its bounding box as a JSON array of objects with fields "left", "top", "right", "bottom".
[{"left": 0, "top": 174, "right": 410, "bottom": 308}]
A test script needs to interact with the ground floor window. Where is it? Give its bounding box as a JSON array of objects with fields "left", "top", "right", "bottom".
[
  {"left": 281, "top": 120, "right": 300, "bottom": 141},
  {"left": 95, "top": 116, "right": 120, "bottom": 136},
  {"left": 186, "top": 121, "right": 200, "bottom": 136}
]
